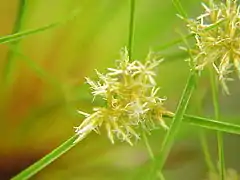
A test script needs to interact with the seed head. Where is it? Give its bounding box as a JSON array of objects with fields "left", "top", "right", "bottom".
[
  {"left": 183, "top": 0, "right": 240, "bottom": 93},
  {"left": 74, "top": 48, "right": 169, "bottom": 145}
]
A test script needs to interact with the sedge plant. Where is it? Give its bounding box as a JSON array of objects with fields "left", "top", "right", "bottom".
[
  {"left": 10, "top": 0, "right": 240, "bottom": 180},
  {"left": 181, "top": 0, "right": 240, "bottom": 179}
]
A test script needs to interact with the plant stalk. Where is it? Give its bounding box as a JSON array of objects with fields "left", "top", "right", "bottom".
[
  {"left": 149, "top": 72, "right": 195, "bottom": 179},
  {"left": 209, "top": 68, "right": 225, "bottom": 180}
]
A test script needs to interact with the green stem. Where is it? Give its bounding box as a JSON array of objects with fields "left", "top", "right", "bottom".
[
  {"left": 128, "top": 0, "right": 135, "bottom": 60},
  {"left": 142, "top": 131, "right": 154, "bottom": 160},
  {"left": 142, "top": 131, "right": 166, "bottom": 180},
  {"left": 3, "top": 0, "right": 26, "bottom": 84},
  {"left": 0, "top": 0, "right": 26, "bottom": 131},
  {"left": 11, "top": 134, "right": 79, "bottom": 180},
  {"left": 209, "top": 68, "right": 225, "bottom": 179},
  {"left": 200, "top": 131, "right": 216, "bottom": 173},
  {"left": 149, "top": 72, "right": 195, "bottom": 179}
]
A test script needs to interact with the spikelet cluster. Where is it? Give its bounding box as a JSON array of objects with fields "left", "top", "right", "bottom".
[
  {"left": 74, "top": 48, "right": 170, "bottom": 145},
  {"left": 184, "top": 0, "right": 240, "bottom": 93}
]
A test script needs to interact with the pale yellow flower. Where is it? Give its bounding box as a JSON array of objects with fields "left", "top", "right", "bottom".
[
  {"left": 183, "top": 0, "right": 240, "bottom": 93},
  {"left": 74, "top": 48, "right": 169, "bottom": 145}
]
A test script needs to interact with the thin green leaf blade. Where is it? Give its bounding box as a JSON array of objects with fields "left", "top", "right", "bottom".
[
  {"left": 149, "top": 72, "right": 195, "bottom": 179},
  {"left": 0, "top": 23, "right": 58, "bottom": 44},
  {"left": 183, "top": 115, "right": 240, "bottom": 135},
  {"left": 11, "top": 134, "right": 78, "bottom": 180},
  {"left": 0, "top": 9, "right": 79, "bottom": 44}
]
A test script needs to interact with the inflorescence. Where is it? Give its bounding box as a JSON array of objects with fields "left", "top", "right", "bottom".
[
  {"left": 74, "top": 48, "right": 170, "bottom": 145},
  {"left": 183, "top": 0, "right": 240, "bottom": 93}
]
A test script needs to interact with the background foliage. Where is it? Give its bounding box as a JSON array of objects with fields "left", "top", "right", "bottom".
[{"left": 0, "top": 0, "right": 239, "bottom": 179}]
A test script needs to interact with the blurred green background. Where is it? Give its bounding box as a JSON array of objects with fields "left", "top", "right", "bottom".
[{"left": 0, "top": 0, "right": 239, "bottom": 179}]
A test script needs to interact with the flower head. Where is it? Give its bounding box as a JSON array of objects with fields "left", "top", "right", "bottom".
[
  {"left": 74, "top": 48, "right": 169, "bottom": 145},
  {"left": 183, "top": 0, "right": 240, "bottom": 93}
]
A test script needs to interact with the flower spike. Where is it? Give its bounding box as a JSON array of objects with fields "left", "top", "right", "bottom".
[{"left": 75, "top": 48, "right": 170, "bottom": 145}]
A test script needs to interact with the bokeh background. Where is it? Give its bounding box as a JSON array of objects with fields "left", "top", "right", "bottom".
[{"left": 0, "top": 0, "right": 239, "bottom": 179}]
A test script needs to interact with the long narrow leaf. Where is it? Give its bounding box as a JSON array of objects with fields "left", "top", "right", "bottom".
[
  {"left": 149, "top": 72, "right": 195, "bottom": 179},
  {"left": 183, "top": 115, "right": 240, "bottom": 135},
  {"left": 0, "top": 23, "right": 59, "bottom": 44},
  {"left": 11, "top": 134, "right": 78, "bottom": 180},
  {"left": 0, "top": 9, "right": 79, "bottom": 44}
]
